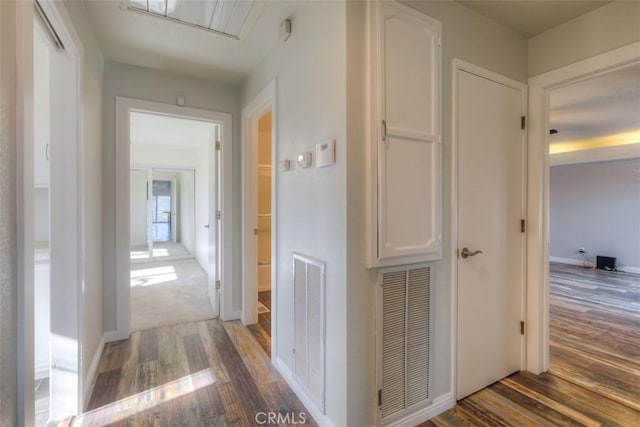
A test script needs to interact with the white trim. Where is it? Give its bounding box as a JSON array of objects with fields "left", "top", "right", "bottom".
[
  {"left": 384, "top": 393, "right": 455, "bottom": 427},
  {"left": 241, "top": 79, "right": 277, "bottom": 360},
  {"left": 115, "top": 97, "right": 234, "bottom": 340},
  {"left": 527, "top": 41, "right": 640, "bottom": 374},
  {"left": 83, "top": 334, "right": 105, "bottom": 410},
  {"left": 103, "top": 330, "right": 120, "bottom": 343},
  {"left": 273, "top": 357, "right": 335, "bottom": 427},
  {"left": 451, "top": 59, "right": 528, "bottom": 399},
  {"left": 549, "top": 256, "right": 585, "bottom": 266},
  {"left": 549, "top": 256, "right": 640, "bottom": 275}
]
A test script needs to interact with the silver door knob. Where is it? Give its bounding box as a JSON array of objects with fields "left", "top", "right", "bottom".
[
  {"left": 204, "top": 224, "right": 210, "bottom": 229},
  {"left": 461, "top": 247, "right": 483, "bottom": 259}
]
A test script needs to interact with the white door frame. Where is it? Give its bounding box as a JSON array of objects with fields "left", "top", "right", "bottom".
[
  {"left": 114, "top": 97, "right": 233, "bottom": 341},
  {"left": 241, "top": 80, "right": 277, "bottom": 356},
  {"left": 451, "top": 59, "right": 528, "bottom": 398},
  {"left": 17, "top": 0, "right": 85, "bottom": 423},
  {"left": 526, "top": 41, "right": 640, "bottom": 374}
]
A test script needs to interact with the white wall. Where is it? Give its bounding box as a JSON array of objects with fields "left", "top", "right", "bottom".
[
  {"left": 242, "top": 1, "right": 348, "bottom": 424},
  {"left": 130, "top": 144, "right": 198, "bottom": 169},
  {"left": 528, "top": 1, "right": 640, "bottom": 77},
  {"left": 102, "top": 62, "right": 241, "bottom": 332},
  {"left": 550, "top": 158, "right": 640, "bottom": 270},
  {"left": 179, "top": 170, "right": 195, "bottom": 254},
  {"left": 129, "top": 170, "right": 147, "bottom": 247},
  {"left": 63, "top": 0, "right": 105, "bottom": 398}
]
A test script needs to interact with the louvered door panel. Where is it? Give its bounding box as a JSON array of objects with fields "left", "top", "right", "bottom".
[{"left": 380, "top": 266, "right": 432, "bottom": 423}]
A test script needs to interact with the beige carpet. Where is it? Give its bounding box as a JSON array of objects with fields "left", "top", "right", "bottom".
[{"left": 130, "top": 259, "right": 215, "bottom": 331}]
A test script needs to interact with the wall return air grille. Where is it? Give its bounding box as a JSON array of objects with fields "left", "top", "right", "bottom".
[
  {"left": 127, "top": 0, "right": 258, "bottom": 39},
  {"left": 380, "top": 266, "right": 432, "bottom": 422}
]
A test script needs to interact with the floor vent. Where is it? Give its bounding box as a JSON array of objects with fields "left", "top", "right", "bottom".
[
  {"left": 380, "top": 266, "right": 432, "bottom": 422},
  {"left": 292, "top": 252, "right": 326, "bottom": 414}
]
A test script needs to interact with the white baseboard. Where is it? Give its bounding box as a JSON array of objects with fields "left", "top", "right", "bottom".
[
  {"left": 550, "top": 256, "right": 640, "bottom": 274},
  {"left": 83, "top": 334, "right": 105, "bottom": 409},
  {"left": 273, "top": 357, "right": 336, "bottom": 427},
  {"left": 385, "top": 392, "right": 455, "bottom": 427},
  {"left": 104, "top": 330, "right": 122, "bottom": 343},
  {"left": 549, "top": 256, "right": 585, "bottom": 266},
  {"left": 35, "top": 365, "right": 49, "bottom": 380}
]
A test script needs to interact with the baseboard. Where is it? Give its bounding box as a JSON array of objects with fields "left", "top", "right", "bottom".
[
  {"left": 104, "top": 330, "right": 122, "bottom": 343},
  {"left": 83, "top": 334, "right": 105, "bottom": 409},
  {"left": 550, "top": 256, "right": 640, "bottom": 274},
  {"left": 35, "top": 365, "right": 49, "bottom": 380},
  {"left": 258, "top": 284, "right": 271, "bottom": 292},
  {"left": 385, "top": 392, "right": 455, "bottom": 427},
  {"left": 273, "top": 357, "right": 336, "bottom": 427},
  {"left": 549, "top": 256, "right": 585, "bottom": 266}
]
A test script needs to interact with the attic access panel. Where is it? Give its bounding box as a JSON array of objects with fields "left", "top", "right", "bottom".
[{"left": 128, "top": 0, "right": 257, "bottom": 39}]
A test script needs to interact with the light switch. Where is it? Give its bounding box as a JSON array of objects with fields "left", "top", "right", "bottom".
[{"left": 296, "top": 152, "right": 312, "bottom": 168}]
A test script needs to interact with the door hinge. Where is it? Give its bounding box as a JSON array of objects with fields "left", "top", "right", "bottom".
[
  {"left": 521, "top": 219, "right": 526, "bottom": 233},
  {"left": 216, "top": 210, "right": 221, "bottom": 220},
  {"left": 378, "top": 389, "right": 382, "bottom": 407},
  {"left": 520, "top": 321, "right": 525, "bottom": 335},
  {"left": 215, "top": 141, "right": 221, "bottom": 150},
  {"left": 215, "top": 280, "right": 221, "bottom": 290},
  {"left": 521, "top": 116, "right": 526, "bottom": 130}
]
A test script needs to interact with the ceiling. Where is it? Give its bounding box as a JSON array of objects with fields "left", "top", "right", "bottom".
[
  {"left": 457, "top": 0, "right": 611, "bottom": 37},
  {"left": 130, "top": 111, "right": 216, "bottom": 148},
  {"left": 82, "top": 0, "right": 301, "bottom": 84},
  {"left": 549, "top": 63, "right": 640, "bottom": 144}
]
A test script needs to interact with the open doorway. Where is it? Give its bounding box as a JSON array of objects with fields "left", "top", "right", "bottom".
[
  {"left": 30, "top": 1, "right": 83, "bottom": 424},
  {"left": 242, "top": 81, "right": 276, "bottom": 358},
  {"left": 547, "top": 62, "right": 640, "bottom": 410},
  {"left": 128, "top": 111, "right": 216, "bottom": 331},
  {"left": 114, "top": 98, "right": 233, "bottom": 340},
  {"left": 251, "top": 110, "right": 273, "bottom": 355}
]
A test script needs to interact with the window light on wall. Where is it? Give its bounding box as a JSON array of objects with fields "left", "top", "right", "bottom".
[{"left": 127, "top": 0, "right": 258, "bottom": 39}]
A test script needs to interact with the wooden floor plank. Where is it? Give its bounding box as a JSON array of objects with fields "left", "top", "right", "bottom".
[{"left": 77, "top": 318, "right": 314, "bottom": 426}]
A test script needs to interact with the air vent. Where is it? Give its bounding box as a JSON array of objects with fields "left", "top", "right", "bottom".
[
  {"left": 128, "top": 0, "right": 259, "bottom": 39},
  {"left": 292, "top": 252, "right": 326, "bottom": 414},
  {"left": 380, "top": 266, "right": 432, "bottom": 421}
]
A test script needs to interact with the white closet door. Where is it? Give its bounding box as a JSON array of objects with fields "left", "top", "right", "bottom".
[{"left": 376, "top": 1, "right": 442, "bottom": 265}]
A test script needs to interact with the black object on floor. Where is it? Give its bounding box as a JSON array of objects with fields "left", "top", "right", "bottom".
[{"left": 596, "top": 255, "right": 616, "bottom": 270}]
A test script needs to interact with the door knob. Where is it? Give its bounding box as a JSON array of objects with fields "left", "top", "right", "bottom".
[
  {"left": 204, "top": 224, "right": 210, "bottom": 229},
  {"left": 461, "top": 247, "right": 483, "bottom": 259}
]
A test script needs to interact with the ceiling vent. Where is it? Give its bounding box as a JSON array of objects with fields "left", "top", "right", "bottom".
[{"left": 127, "top": 0, "right": 260, "bottom": 40}]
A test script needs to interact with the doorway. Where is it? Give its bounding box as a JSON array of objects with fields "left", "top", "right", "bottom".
[
  {"left": 242, "top": 80, "right": 276, "bottom": 358},
  {"left": 453, "top": 61, "right": 527, "bottom": 400},
  {"left": 28, "top": 1, "right": 83, "bottom": 424},
  {"left": 546, "top": 62, "right": 640, "bottom": 410},
  {"left": 114, "top": 98, "right": 233, "bottom": 340}
]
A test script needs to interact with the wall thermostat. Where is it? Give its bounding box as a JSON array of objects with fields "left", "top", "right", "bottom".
[
  {"left": 316, "top": 139, "right": 336, "bottom": 168},
  {"left": 296, "top": 152, "right": 312, "bottom": 168},
  {"left": 278, "top": 159, "right": 291, "bottom": 171}
]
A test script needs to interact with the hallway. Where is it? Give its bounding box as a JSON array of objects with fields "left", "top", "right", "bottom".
[{"left": 80, "top": 319, "right": 315, "bottom": 426}]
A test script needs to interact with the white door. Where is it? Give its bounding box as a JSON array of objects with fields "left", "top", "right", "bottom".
[{"left": 456, "top": 67, "right": 526, "bottom": 400}]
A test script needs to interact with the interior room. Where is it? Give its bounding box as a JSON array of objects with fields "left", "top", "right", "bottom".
[
  {"left": 3, "top": 1, "right": 640, "bottom": 426},
  {"left": 128, "top": 111, "right": 216, "bottom": 332},
  {"left": 547, "top": 62, "right": 640, "bottom": 411}
]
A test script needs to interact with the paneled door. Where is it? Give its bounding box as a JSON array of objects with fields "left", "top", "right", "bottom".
[{"left": 455, "top": 64, "right": 526, "bottom": 399}]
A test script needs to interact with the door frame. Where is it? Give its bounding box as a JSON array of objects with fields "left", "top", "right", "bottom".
[
  {"left": 16, "top": 0, "right": 85, "bottom": 423},
  {"left": 114, "top": 97, "right": 233, "bottom": 341},
  {"left": 526, "top": 41, "right": 640, "bottom": 374},
  {"left": 451, "top": 59, "right": 528, "bottom": 398},
  {"left": 241, "top": 80, "right": 277, "bottom": 356}
]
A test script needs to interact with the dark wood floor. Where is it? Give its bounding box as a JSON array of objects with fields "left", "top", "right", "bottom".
[
  {"left": 248, "top": 291, "right": 272, "bottom": 357},
  {"left": 427, "top": 262, "right": 640, "bottom": 426},
  {"left": 423, "top": 371, "right": 639, "bottom": 426},
  {"left": 548, "top": 262, "right": 639, "bottom": 411},
  {"left": 76, "top": 318, "right": 314, "bottom": 426}
]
